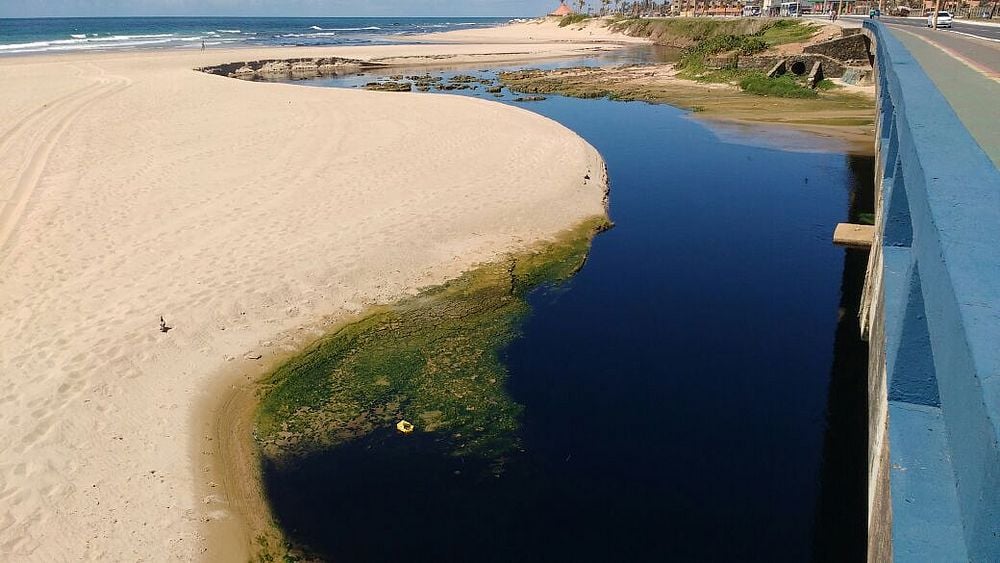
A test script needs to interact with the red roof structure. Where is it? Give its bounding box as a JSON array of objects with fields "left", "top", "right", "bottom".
[{"left": 549, "top": 1, "right": 574, "bottom": 16}]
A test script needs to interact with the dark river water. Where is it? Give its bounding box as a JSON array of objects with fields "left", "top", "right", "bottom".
[{"left": 263, "top": 50, "right": 872, "bottom": 562}]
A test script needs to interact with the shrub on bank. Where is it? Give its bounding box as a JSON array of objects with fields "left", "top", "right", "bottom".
[
  {"left": 739, "top": 73, "right": 818, "bottom": 98},
  {"left": 609, "top": 17, "right": 816, "bottom": 47},
  {"left": 675, "top": 34, "right": 769, "bottom": 71},
  {"left": 559, "top": 14, "right": 592, "bottom": 27}
]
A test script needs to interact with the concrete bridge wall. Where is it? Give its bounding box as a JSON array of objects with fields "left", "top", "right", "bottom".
[{"left": 861, "top": 21, "right": 1000, "bottom": 561}]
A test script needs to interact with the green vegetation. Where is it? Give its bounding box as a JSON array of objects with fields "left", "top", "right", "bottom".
[
  {"left": 603, "top": 17, "right": 829, "bottom": 99},
  {"left": 739, "top": 73, "right": 818, "bottom": 98},
  {"left": 499, "top": 69, "right": 615, "bottom": 99},
  {"left": 559, "top": 14, "right": 592, "bottom": 27},
  {"left": 498, "top": 66, "right": 874, "bottom": 129},
  {"left": 255, "top": 217, "right": 610, "bottom": 465},
  {"left": 675, "top": 33, "right": 769, "bottom": 73},
  {"left": 610, "top": 17, "right": 817, "bottom": 48},
  {"left": 816, "top": 78, "right": 839, "bottom": 90},
  {"left": 759, "top": 18, "right": 821, "bottom": 46},
  {"left": 611, "top": 17, "right": 770, "bottom": 43},
  {"left": 254, "top": 532, "right": 297, "bottom": 563},
  {"left": 619, "top": 18, "right": 828, "bottom": 99}
]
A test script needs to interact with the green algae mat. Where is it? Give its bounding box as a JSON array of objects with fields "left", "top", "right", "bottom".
[{"left": 254, "top": 217, "right": 610, "bottom": 467}]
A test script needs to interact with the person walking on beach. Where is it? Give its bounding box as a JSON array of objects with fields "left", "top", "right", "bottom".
[{"left": 201, "top": 41, "right": 205, "bottom": 50}]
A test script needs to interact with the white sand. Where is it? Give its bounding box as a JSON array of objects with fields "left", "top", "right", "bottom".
[
  {"left": 414, "top": 16, "right": 650, "bottom": 44},
  {"left": 0, "top": 37, "right": 616, "bottom": 559}
]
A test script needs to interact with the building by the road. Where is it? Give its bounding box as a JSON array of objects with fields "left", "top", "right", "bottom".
[
  {"left": 668, "top": 0, "right": 744, "bottom": 16},
  {"left": 548, "top": 0, "right": 573, "bottom": 16},
  {"left": 801, "top": 0, "right": 859, "bottom": 14}
]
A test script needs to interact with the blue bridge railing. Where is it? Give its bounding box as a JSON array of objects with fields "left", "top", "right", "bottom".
[{"left": 862, "top": 20, "right": 1000, "bottom": 561}]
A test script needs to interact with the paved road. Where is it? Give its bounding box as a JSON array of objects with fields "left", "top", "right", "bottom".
[
  {"left": 883, "top": 19, "right": 1000, "bottom": 75},
  {"left": 885, "top": 25, "right": 1000, "bottom": 166},
  {"left": 876, "top": 15, "right": 1000, "bottom": 41},
  {"left": 810, "top": 14, "right": 998, "bottom": 163}
]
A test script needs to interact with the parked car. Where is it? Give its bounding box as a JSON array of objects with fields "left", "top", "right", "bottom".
[{"left": 927, "top": 11, "right": 953, "bottom": 27}]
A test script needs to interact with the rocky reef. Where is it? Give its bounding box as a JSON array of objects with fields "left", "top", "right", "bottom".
[
  {"left": 364, "top": 81, "right": 413, "bottom": 92},
  {"left": 360, "top": 72, "right": 508, "bottom": 95},
  {"left": 197, "top": 57, "right": 384, "bottom": 81}
]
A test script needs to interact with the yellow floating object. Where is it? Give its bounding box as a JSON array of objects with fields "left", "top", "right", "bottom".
[{"left": 396, "top": 420, "right": 414, "bottom": 434}]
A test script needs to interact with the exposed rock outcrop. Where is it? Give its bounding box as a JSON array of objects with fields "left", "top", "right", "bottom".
[
  {"left": 364, "top": 81, "right": 413, "bottom": 92},
  {"left": 198, "top": 57, "right": 382, "bottom": 81},
  {"left": 804, "top": 33, "right": 872, "bottom": 67}
]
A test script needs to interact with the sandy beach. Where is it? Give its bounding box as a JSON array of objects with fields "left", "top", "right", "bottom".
[
  {"left": 0, "top": 21, "right": 619, "bottom": 560},
  {"left": 411, "top": 16, "right": 651, "bottom": 44}
]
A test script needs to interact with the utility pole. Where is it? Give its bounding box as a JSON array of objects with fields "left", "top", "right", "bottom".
[{"left": 932, "top": 0, "right": 941, "bottom": 27}]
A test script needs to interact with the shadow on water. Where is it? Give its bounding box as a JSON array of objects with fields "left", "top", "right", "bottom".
[
  {"left": 262, "top": 56, "right": 873, "bottom": 562},
  {"left": 265, "top": 428, "right": 684, "bottom": 562},
  {"left": 264, "top": 430, "right": 513, "bottom": 563},
  {"left": 810, "top": 155, "right": 874, "bottom": 562}
]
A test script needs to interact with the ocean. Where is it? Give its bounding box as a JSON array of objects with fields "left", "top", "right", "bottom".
[{"left": 0, "top": 16, "right": 515, "bottom": 55}]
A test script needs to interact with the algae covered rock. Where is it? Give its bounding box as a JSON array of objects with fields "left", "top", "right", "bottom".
[
  {"left": 254, "top": 218, "right": 611, "bottom": 466},
  {"left": 258, "top": 60, "right": 291, "bottom": 76},
  {"left": 364, "top": 81, "right": 413, "bottom": 92},
  {"left": 232, "top": 65, "right": 255, "bottom": 79}
]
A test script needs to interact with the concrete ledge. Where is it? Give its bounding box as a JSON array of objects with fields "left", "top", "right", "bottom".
[{"left": 833, "top": 223, "right": 874, "bottom": 247}]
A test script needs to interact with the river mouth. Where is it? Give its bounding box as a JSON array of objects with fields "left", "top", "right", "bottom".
[{"left": 254, "top": 47, "right": 873, "bottom": 561}]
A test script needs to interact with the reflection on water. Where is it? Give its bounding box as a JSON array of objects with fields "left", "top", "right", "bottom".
[
  {"left": 262, "top": 53, "right": 871, "bottom": 562},
  {"left": 697, "top": 117, "right": 862, "bottom": 154},
  {"left": 811, "top": 155, "right": 873, "bottom": 562}
]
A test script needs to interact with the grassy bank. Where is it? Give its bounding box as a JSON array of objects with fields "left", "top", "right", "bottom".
[
  {"left": 559, "top": 14, "right": 593, "bottom": 27},
  {"left": 498, "top": 65, "right": 874, "bottom": 152},
  {"left": 499, "top": 65, "right": 871, "bottom": 114},
  {"left": 610, "top": 17, "right": 818, "bottom": 48},
  {"left": 255, "top": 216, "right": 611, "bottom": 466},
  {"left": 606, "top": 17, "right": 826, "bottom": 99},
  {"left": 498, "top": 16, "right": 873, "bottom": 134}
]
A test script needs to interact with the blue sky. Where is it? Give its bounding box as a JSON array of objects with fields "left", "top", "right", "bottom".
[{"left": 0, "top": 0, "right": 571, "bottom": 18}]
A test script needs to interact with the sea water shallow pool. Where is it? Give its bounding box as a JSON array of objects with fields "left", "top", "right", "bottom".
[{"left": 258, "top": 50, "right": 873, "bottom": 562}]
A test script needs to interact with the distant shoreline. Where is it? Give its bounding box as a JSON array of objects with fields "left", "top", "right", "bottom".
[{"left": 0, "top": 16, "right": 518, "bottom": 56}]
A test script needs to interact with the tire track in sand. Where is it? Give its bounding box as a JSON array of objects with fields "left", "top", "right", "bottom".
[
  {"left": 0, "top": 64, "right": 132, "bottom": 260},
  {"left": 0, "top": 63, "right": 91, "bottom": 149}
]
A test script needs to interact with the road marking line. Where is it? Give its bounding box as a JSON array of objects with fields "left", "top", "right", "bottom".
[{"left": 948, "top": 29, "right": 1000, "bottom": 43}]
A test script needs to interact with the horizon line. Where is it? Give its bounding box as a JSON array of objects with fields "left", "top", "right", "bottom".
[{"left": 0, "top": 14, "right": 537, "bottom": 19}]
